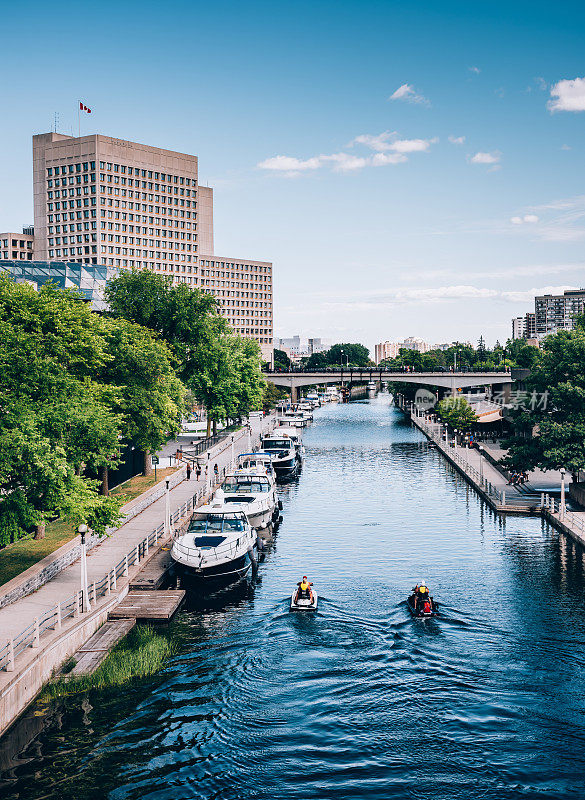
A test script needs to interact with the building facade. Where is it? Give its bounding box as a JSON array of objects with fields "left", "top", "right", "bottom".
[
  {"left": 29, "top": 132, "right": 273, "bottom": 362},
  {"left": 512, "top": 311, "right": 536, "bottom": 340},
  {"left": 374, "top": 341, "right": 401, "bottom": 363},
  {"left": 0, "top": 230, "right": 34, "bottom": 260},
  {"left": 534, "top": 290, "right": 585, "bottom": 338}
]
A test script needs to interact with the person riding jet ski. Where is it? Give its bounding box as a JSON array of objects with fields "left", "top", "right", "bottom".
[
  {"left": 295, "top": 576, "right": 314, "bottom": 604},
  {"left": 408, "top": 581, "right": 437, "bottom": 615}
]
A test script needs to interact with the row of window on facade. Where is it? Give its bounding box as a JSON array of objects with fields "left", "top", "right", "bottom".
[{"left": 47, "top": 162, "right": 194, "bottom": 188}]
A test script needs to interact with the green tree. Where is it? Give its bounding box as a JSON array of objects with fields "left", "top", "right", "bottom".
[
  {"left": 436, "top": 396, "right": 478, "bottom": 432},
  {"left": 504, "top": 323, "right": 585, "bottom": 475},
  {"left": 327, "top": 343, "right": 371, "bottom": 367},
  {"left": 274, "top": 348, "right": 291, "bottom": 370}
]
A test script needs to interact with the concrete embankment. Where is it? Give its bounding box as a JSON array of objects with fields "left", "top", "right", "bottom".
[{"left": 398, "top": 401, "right": 585, "bottom": 549}]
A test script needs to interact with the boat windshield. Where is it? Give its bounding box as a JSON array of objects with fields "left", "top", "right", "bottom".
[
  {"left": 222, "top": 478, "right": 269, "bottom": 493},
  {"left": 262, "top": 439, "right": 291, "bottom": 450},
  {"left": 188, "top": 513, "right": 246, "bottom": 534}
]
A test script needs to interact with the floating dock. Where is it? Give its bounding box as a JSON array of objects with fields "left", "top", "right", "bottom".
[
  {"left": 130, "top": 547, "right": 173, "bottom": 590},
  {"left": 109, "top": 590, "right": 185, "bottom": 622}
]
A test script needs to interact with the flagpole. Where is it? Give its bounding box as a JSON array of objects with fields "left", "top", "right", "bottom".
[{"left": 78, "top": 103, "right": 80, "bottom": 137}]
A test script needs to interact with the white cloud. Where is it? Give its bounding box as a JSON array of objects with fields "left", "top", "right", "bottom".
[
  {"left": 548, "top": 78, "right": 585, "bottom": 112},
  {"left": 469, "top": 66, "right": 481, "bottom": 74},
  {"left": 448, "top": 135, "right": 465, "bottom": 145},
  {"left": 511, "top": 214, "right": 539, "bottom": 225},
  {"left": 389, "top": 83, "right": 430, "bottom": 106},
  {"left": 470, "top": 151, "right": 501, "bottom": 165},
  {"left": 257, "top": 155, "right": 321, "bottom": 172},
  {"left": 258, "top": 132, "right": 436, "bottom": 176}
]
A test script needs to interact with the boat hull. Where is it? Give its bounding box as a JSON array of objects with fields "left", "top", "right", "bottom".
[{"left": 174, "top": 548, "right": 257, "bottom": 592}]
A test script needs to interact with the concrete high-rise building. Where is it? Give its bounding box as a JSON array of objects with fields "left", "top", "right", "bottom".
[
  {"left": 374, "top": 341, "right": 400, "bottom": 363},
  {"left": 30, "top": 132, "right": 273, "bottom": 363},
  {"left": 534, "top": 290, "right": 585, "bottom": 338},
  {"left": 0, "top": 229, "right": 34, "bottom": 260},
  {"left": 512, "top": 312, "right": 536, "bottom": 340}
]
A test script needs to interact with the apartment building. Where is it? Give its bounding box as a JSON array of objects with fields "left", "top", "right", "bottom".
[
  {"left": 512, "top": 311, "right": 536, "bottom": 340},
  {"left": 374, "top": 341, "right": 401, "bottom": 363},
  {"left": 534, "top": 290, "right": 585, "bottom": 338},
  {"left": 0, "top": 229, "right": 34, "bottom": 260},
  {"left": 27, "top": 132, "right": 273, "bottom": 363}
]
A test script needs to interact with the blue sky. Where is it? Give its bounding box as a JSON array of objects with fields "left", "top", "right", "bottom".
[{"left": 1, "top": 0, "right": 585, "bottom": 350}]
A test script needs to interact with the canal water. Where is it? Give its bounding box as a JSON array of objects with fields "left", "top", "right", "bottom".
[{"left": 2, "top": 394, "right": 585, "bottom": 800}]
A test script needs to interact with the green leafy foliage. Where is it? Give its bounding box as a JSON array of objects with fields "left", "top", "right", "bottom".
[{"left": 435, "top": 396, "right": 479, "bottom": 432}]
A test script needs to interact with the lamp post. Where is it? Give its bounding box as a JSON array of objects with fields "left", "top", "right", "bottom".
[
  {"left": 478, "top": 446, "right": 484, "bottom": 485},
  {"left": 78, "top": 524, "right": 91, "bottom": 613},
  {"left": 165, "top": 479, "right": 171, "bottom": 537},
  {"left": 560, "top": 467, "right": 566, "bottom": 517},
  {"left": 454, "top": 429, "right": 458, "bottom": 449}
]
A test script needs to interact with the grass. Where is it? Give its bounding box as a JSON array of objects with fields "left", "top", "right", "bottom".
[
  {"left": 41, "top": 625, "right": 175, "bottom": 699},
  {"left": 0, "top": 467, "right": 179, "bottom": 589},
  {"left": 0, "top": 518, "right": 76, "bottom": 588},
  {"left": 110, "top": 466, "right": 178, "bottom": 504}
]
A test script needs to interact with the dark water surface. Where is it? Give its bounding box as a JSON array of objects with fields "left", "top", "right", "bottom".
[{"left": 3, "top": 395, "right": 585, "bottom": 800}]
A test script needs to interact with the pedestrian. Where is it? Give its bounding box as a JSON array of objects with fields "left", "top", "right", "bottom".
[
  {"left": 196, "top": 463, "right": 202, "bottom": 481},
  {"left": 214, "top": 463, "right": 219, "bottom": 481},
  {"left": 186, "top": 462, "right": 192, "bottom": 480}
]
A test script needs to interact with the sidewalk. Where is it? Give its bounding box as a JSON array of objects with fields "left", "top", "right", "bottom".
[{"left": 0, "top": 413, "right": 274, "bottom": 647}]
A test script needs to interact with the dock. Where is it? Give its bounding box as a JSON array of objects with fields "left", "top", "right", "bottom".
[
  {"left": 65, "top": 619, "right": 136, "bottom": 677},
  {"left": 109, "top": 590, "right": 185, "bottom": 622},
  {"left": 129, "top": 546, "right": 173, "bottom": 590}
]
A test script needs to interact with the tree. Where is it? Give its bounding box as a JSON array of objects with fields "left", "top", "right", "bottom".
[
  {"left": 262, "top": 381, "right": 287, "bottom": 412},
  {"left": 504, "top": 322, "right": 585, "bottom": 475},
  {"left": 99, "top": 317, "right": 185, "bottom": 476},
  {"left": 327, "top": 343, "right": 371, "bottom": 367},
  {"left": 436, "top": 396, "right": 478, "bottom": 432},
  {"left": 274, "top": 348, "right": 291, "bottom": 370}
]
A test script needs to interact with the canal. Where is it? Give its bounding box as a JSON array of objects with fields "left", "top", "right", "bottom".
[{"left": 2, "top": 394, "right": 585, "bottom": 799}]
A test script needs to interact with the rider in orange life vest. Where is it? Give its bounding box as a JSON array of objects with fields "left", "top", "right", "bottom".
[
  {"left": 413, "top": 582, "right": 430, "bottom": 610},
  {"left": 296, "top": 576, "right": 313, "bottom": 603}
]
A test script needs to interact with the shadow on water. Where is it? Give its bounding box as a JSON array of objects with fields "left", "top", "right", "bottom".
[{"left": 4, "top": 395, "right": 585, "bottom": 799}]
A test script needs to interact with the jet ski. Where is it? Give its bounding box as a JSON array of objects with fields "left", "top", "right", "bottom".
[
  {"left": 407, "top": 591, "right": 439, "bottom": 617},
  {"left": 290, "top": 585, "right": 318, "bottom": 612}
]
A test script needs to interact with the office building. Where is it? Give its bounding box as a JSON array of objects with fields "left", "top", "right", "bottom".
[
  {"left": 24, "top": 132, "right": 272, "bottom": 363},
  {"left": 0, "top": 229, "right": 34, "bottom": 260}
]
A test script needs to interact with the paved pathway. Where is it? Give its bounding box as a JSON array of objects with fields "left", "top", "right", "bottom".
[{"left": 0, "top": 414, "right": 276, "bottom": 642}]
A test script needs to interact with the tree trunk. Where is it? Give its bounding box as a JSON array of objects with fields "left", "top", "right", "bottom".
[
  {"left": 213, "top": 420, "right": 217, "bottom": 436},
  {"left": 100, "top": 465, "right": 109, "bottom": 496},
  {"left": 207, "top": 416, "right": 212, "bottom": 437},
  {"left": 143, "top": 450, "right": 153, "bottom": 476},
  {"left": 34, "top": 521, "right": 46, "bottom": 540}
]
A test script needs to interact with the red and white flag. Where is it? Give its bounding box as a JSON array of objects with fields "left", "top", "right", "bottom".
[{"left": 79, "top": 102, "right": 91, "bottom": 113}]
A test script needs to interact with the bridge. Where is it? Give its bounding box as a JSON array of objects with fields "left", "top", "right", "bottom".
[{"left": 264, "top": 369, "right": 513, "bottom": 402}]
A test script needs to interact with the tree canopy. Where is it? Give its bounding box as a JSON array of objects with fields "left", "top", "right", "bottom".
[{"left": 435, "top": 396, "right": 479, "bottom": 432}]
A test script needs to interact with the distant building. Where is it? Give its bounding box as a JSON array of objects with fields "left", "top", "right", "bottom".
[
  {"left": 374, "top": 341, "right": 400, "bottom": 363},
  {"left": 401, "top": 336, "right": 431, "bottom": 353},
  {"left": 308, "top": 337, "right": 329, "bottom": 355},
  {"left": 512, "top": 312, "right": 536, "bottom": 340},
  {"left": 0, "top": 229, "right": 34, "bottom": 261},
  {"left": 0, "top": 260, "right": 115, "bottom": 311},
  {"left": 535, "top": 290, "right": 585, "bottom": 338}
]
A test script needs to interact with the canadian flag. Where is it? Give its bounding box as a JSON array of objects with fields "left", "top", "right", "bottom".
[{"left": 79, "top": 102, "right": 91, "bottom": 113}]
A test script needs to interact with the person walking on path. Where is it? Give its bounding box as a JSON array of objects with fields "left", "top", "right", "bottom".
[
  {"left": 214, "top": 463, "right": 219, "bottom": 483},
  {"left": 186, "top": 462, "right": 192, "bottom": 480},
  {"left": 196, "top": 463, "right": 202, "bottom": 482}
]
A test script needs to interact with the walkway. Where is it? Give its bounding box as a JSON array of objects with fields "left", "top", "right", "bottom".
[{"left": 0, "top": 413, "right": 275, "bottom": 655}]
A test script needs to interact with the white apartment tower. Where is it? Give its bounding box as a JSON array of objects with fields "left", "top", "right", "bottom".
[{"left": 32, "top": 133, "right": 273, "bottom": 363}]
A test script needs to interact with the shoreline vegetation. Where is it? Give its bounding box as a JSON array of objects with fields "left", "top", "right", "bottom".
[{"left": 41, "top": 625, "right": 175, "bottom": 700}]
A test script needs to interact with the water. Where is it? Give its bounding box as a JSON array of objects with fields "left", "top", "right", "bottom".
[{"left": 3, "top": 395, "right": 585, "bottom": 799}]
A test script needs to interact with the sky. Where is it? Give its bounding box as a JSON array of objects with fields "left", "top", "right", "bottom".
[{"left": 1, "top": 0, "right": 585, "bottom": 352}]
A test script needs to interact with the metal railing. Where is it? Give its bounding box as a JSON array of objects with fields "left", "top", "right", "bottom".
[{"left": 0, "top": 492, "right": 200, "bottom": 673}]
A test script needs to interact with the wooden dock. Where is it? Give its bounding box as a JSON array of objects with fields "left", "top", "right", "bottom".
[
  {"left": 109, "top": 590, "right": 185, "bottom": 622},
  {"left": 130, "top": 547, "right": 173, "bottom": 590},
  {"left": 66, "top": 619, "right": 136, "bottom": 677}
]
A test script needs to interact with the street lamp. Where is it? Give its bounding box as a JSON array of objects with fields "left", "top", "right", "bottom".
[
  {"left": 478, "top": 446, "right": 484, "bottom": 484},
  {"left": 78, "top": 523, "right": 91, "bottom": 613},
  {"left": 165, "top": 479, "right": 171, "bottom": 537},
  {"left": 454, "top": 429, "right": 458, "bottom": 449},
  {"left": 560, "top": 467, "right": 566, "bottom": 516}
]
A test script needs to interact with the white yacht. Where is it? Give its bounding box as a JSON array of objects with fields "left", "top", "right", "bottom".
[
  {"left": 215, "top": 471, "right": 279, "bottom": 530},
  {"left": 171, "top": 500, "right": 258, "bottom": 589},
  {"left": 279, "top": 410, "right": 308, "bottom": 428},
  {"left": 236, "top": 451, "right": 276, "bottom": 482},
  {"left": 306, "top": 391, "right": 320, "bottom": 406},
  {"left": 260, "top": 433, "right": 299, "bottom": 478},
  {"left": 367, "top": 381, "right": 377, "bottom": 394},
  {"left": 325, "top": 387, "right": 340, "bottom": 402},
  {"left": 296, "top": 402, "right": 314, "bottom": 421},
  {"left": 274, "top": 425, "right": 305, "bottom": 465}
]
